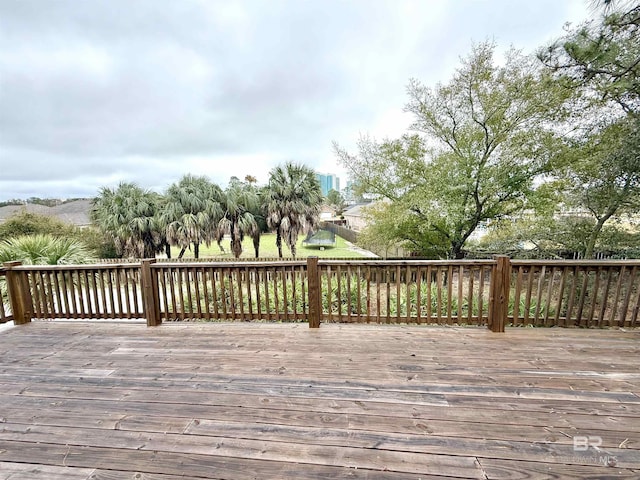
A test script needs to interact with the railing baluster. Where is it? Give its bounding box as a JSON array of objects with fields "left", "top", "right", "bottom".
[
  {"left": 385, "top": 267, "right": 391, "bottom": 324},
  {"left": 426, "top": 266, "right": 433, "bottom": 322},
  {"left": 598, "top": 267, "right": 614, "bottom": 327},
  {"left": 543, "top": 267, "right": 555, "bottom": 326},
  {"left": 534, "top": 265, "right": 546, "bottom": 325},
  {"left": 619, "top": 266, "right": 637, "bottom": 327},
  {"left": 478, "top": 266, "right": 485, "bottom": 324},
  {"left": 416, "top": 266, "right": 422, "bottom": 324},
  {"left": 467, "top": 266, "right": 474, "bottom": 324}
]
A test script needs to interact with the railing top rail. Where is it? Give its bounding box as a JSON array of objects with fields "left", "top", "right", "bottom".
[
  {"left": 96, "top": 256, "right": 369, "bottom": 263},
  {"left": 152, "top": 260, "right": 308, "bottom": 268},
  {"left": 318, "top": 259, "right": 498, "bottom": 266},
  {"left": 511, "top": 259, "right": 640, "bottom": 267},
  {"left": 11, "top": 263, "right": 143, "bottom": 271},
  {"left": 10, "top": 258, "right": 640, "bottom": 272}
]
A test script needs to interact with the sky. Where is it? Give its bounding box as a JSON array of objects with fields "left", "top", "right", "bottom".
[{"left": 0, "top": 0, "right": 592, "bottom": 200}]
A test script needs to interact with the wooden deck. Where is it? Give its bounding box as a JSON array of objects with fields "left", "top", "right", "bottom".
[{"left": 0, "top": 322, "right": 639, "bottom": 479}]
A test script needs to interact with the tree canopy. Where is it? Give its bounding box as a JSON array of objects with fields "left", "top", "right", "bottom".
[
  {"left": 337, "top": 43, "right": 566, "bottom": 258},
  {"left": 161, "top": 174, "right": 223, "bottom": 259},
  {"left": 539, "top": 1, "right": 639, "bottom": 116},
  {"left": 264, "top": 162, "right": 322, "bottom": 258},
  {"left": 91, "top": 182, "right": 164, "bottom": 258},
  {"left": 216, "top": 178, "right": 259, "bottom": 259}
]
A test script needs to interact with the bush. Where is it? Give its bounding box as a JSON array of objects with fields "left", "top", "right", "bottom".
[
  {"left": 78, "top": 227, "right": 119, "bottom": 258},
  {"left": 0, "top": 234, "right": 95, "bottom": 265},
  {"left": 0, "top": 211, "right": 76, "bottom": 239},
  {"left": 0, "top": 212, "right": 118, "bottom": 259}
]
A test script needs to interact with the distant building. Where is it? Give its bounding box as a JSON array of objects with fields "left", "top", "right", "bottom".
[
  {"left": 319, "top": 204, "right": 336, "bottom": 221},
  {"left": 344, "top": 180, "right": 355, "bottom": 203},
  {"left": 342, "top": 203, "right": 370, "bottom": 232},
  {"left": 316, "top": 173, "right": 340, "bottom": 196}
]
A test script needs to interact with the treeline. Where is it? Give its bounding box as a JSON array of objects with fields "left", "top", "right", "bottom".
[
  {"left": 0, "top": 163, "right": 323, "bottom": 263},
  {"left": 336, "top": 2, "right": 640, "bottom": 259},
  {"left": 91, "top": 163, "right": 322, "bottom": 259},
  {"left": 0, "top": 197, "right": 88, "bottom": 208}
]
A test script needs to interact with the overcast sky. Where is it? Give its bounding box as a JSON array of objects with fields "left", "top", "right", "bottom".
[{"left": 0, "top": 0, "right": 591, "bottom": 200}]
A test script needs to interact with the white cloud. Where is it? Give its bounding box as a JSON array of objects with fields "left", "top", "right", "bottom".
[{"left": 0, "top": 0, "right": 591, "bottom": 199}]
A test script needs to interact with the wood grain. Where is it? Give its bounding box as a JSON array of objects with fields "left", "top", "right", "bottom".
[{"left": 0, "top": 322, "right": 638, "bottom": 478}]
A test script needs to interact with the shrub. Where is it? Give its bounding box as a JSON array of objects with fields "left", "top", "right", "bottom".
[
  {"left": 0, "top": 234, "right": 94, "bottom": 265},
  {"left": 0, "top": 211, "right": 76, "bottom": 239}
]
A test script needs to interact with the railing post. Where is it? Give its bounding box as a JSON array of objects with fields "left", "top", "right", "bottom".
[
  {"left": 488, "top": 255, "right": 510, "bottom": 333},
  {"left": 3, "top": 261, "right": 32, "bottom": 325},
  {"left": 307, "top": 256, "right": 321, "bottom": 328},
  {"left": 141, "top": 259, "right": 161, "bottom": 326}
]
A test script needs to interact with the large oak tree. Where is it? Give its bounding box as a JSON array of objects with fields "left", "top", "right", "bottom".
[{"left": 336, "top": 43, "right": 566, "bottom": 258}]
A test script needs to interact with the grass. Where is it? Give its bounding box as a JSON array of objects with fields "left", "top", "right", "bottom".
[{"left": 180, "top": 233, "right": 368, "bottom": 259}]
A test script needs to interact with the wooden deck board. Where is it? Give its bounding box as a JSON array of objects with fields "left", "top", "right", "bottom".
[{"left": 0, "top": 322, "right": 638, "bottom": 478}]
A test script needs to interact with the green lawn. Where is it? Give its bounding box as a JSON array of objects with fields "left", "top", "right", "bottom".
[{"left": 179, "top": 233, "right": 367, "bottom": 259}]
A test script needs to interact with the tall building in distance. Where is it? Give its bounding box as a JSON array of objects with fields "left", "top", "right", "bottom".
[{"left": 316, "top": 173, "right": 340, "bottom": 196}]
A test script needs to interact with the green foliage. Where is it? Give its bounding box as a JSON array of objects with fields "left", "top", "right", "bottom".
[
  {"left": 92, "top": 182, "right": 165, "bottom": 258},
  {"left": 78, "top": 227, "right": 119, "bottom": 259},
  {"left": 0, "top": 199, "right": 24, "bottom": 207},
  {"left": 511, "top": 2, "right": 640, "bottom": 259},
  {"left": 556, "top": 117, "right": 640, "bottom": 257},
  {"left": 326, "top": 189, "right": 347, "bottom": 217},
  {"left": 0, "top": 234, "right": 94, "bottom": 265},
  {"left": 336, "top": 43, "right": 566, "bottom": 259},
  {"left": 0, "top": 212, "right": 117, "bottom": 259},
  {"left": 508, "top": 292, "right": 554, "bottom": 321},
  {"left": 265, "top": 162, "right": 323, "bottom": 258},
  {"left": 539, "top": 2, "right": 640, "bottom": 116},
  {"left": 356, "top": 200, "right": 451, "bottom": 259},
  {"left": 187, "top": 233, "right": 365, "bottom": 259},
  {"left": 402, "top": 282, "right": 460, "bottom": 318},
  {"left": 217, "top": 178, "right": 259, "bottom": 259},
  {"left": 323, "top": 274, "right": 368, "bottom": 315},
  {"left": 0, "top": 211, "right": 76, "bottom": 239},
  {"left": 161, "top": 174, "right": 223, "bottom": 259}
]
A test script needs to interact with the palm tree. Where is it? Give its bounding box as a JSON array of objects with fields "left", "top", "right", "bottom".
[
  {"left": 247, "top": 185, "right": 268, "bottom": 258},
  {"left": 264, "top": 162, "right": 322, "bottom": 258},
  {"left": 216, "top": 178, "right": 259, "bottom": 258},
  {"left": 91, "top": 183, "right": 164, "bottom": 258},
  {"left": 160, "top": 175, "right": 223, "bottom": 259}
]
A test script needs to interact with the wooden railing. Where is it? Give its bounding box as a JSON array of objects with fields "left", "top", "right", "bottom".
[
  {"left": 153, "top": 261, "right": 308, "bottom": 322},
  {"left": 4, "top": 262, "right": 144, "bottom": 322},
  {"left": 510, "top": 260, "right": 640, "bottom": 328},
  {"left": 3, "top": 257, "right": 640, "bottom": 331},
  {"left": 97, "top": 257, "right": 367, "bottom": 263},
  {"left": 316, "top": 260, "right": 495, "bottom": 325},
  {"left": 0, "top": 267, "right": 13, "bottom": 324}
]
